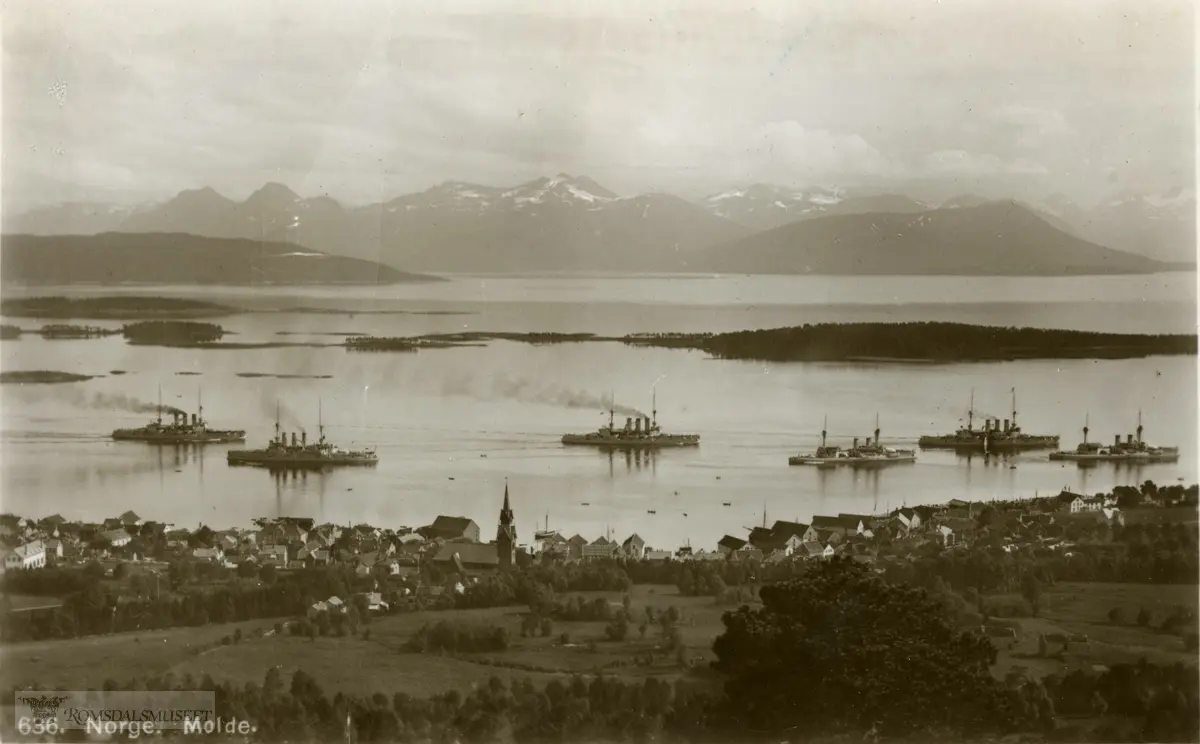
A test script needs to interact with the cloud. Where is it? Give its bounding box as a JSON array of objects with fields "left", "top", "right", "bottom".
[
  {"left": 922, "top": 150, "right": 1048, "bottom": 176},
  {"left": 993, "top": 105, "right": 1074, "bottom": 149}
]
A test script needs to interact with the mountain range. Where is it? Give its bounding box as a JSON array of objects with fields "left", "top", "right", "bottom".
[
  {"left": 0, "top": 233, "right": 439, "bottom": 286},
  {"left": 2, "top": 175, "right": 1193, "bottom": 277}
]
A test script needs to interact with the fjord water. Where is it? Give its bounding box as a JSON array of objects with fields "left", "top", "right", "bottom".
[{"left": 1, "top": 273, "right": 1196, "bottom": 552}]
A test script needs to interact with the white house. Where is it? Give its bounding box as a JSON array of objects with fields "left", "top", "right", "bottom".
[
  {"left": 101, "top": 529, "right": 132, "bottom": 548},
  {"left": 8, "top": 541, "right": 46, "bottom": 570},
  {"left": 1069, "top": 496, "right": 1103, "bottom": 513}
]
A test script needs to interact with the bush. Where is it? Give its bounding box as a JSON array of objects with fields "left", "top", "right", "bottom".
[
  {"left": 559, "top": 632, "right": 570, "bottom": 645},
  {"left": 405, "top": 621, "right": 510, "bottom": 653},
  {"left": 1108, "top": 607, "right": 1129, "bottom": 625},
  {"left": 1137, "top": 607, "right": 1153, "bottom": 627},
  {"left": 981, "top": 594, "right": 1033, "bottom": 618},
  {"left": 605, "top": 616, "right": 629, "bottom": 641}
]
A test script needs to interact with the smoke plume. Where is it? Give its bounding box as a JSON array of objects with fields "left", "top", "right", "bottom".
[
  {"left": 52, "top": 388, "right": 184, "bottom": 416},
  {"left": 439, "top": 371, "right": 646, "bottom": 416},
  {"left": 258, "top": 389, "right": 307, "bottom": 433}
]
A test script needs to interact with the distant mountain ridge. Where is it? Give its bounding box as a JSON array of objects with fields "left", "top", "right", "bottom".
[
  {"left": 0, "top": 233, "right": 440, "bottom": 286},
  {"left": 693, "top": 201, "right": 1181, "bottom": 276},
  {"left": 4, "top": 176, "right": 1193, "bottom": 275}
]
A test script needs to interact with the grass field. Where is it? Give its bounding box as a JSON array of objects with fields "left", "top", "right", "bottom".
[
  {"left": 1, "top": 585, "right": 736, "bottom": 696},
  {"left": 991, "top": 582, "right": 1198, "bottom": 680},
  {"left": 6, "top": 581, "right": 1195, "bottom": 699}
]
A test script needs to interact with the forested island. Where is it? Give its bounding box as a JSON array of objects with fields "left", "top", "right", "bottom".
[
  {"left": 0, "top": 370, "right": 95, "bottom": 384},
  {"left": 622, "top": 322, "right": 1198, "bottom": 362},
  {"left": 0, "top": 296, "right": 239, "bottom": 320},
  {"left": 122, "top": 321, "right": 226, "bottom": 346}
]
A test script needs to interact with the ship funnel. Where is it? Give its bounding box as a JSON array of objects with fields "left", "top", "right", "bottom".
[
  {"left": 302, "top": 431, "right": 307, "bottom": 446},
  {"left": 1003, "top": 418, "right": 1010, "bottom": 433},
  {"left": 625, "top": 417, "right": 632, "bottom": 432},
  {"left": 644, "top": 415, "right": 651, "bottom": 432},
  {"left": 634, "top": 418, "right": 642, "bottom": 434},
  {"left": 1114, "top": 434, "right": 1120, "bottom": 446},
  {"left": 1126, "top": 434, "right": 1133, "bottom": 444},
  {"left": 291, "top": 432, "right": 298, "bottom": 447},
  {"left": 853, "top": 437, "right": 859, "bottom": 449},
  {"left": 191, "top": 413, "right": 197, "bottom": 426}
]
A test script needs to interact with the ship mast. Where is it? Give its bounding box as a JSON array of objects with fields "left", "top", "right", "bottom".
[
  {"left": 1083, "top": 413, "right": 1089, "bottom": 445},
  {"left": 821, "top": 415, "right": 827, "bottom": 449},
  {"left": 874, "top": 412, "right": 881, "bottom": 446},
  {"left": 197, "top": 386, "right": 203, "bottom": 425},
  {"left": 274, "top": 401, "right": 280, "bottom": 443},
  {"left": 652, "top": 388, "right": 657, "bottom": 430},
  {"left": 1136, "top": 409, "right": 1143, "bottom": 444},
  {"left": 609, "top": 390, "right": 614, "bottom": 430},
  {"left": 1011, "top": 387, "right": 1017, "bottom": 431},
  {"left": 157, "top": 384, "right": 162, "bottom": 425},
  {"left": 319, "top": 400, "right": 325, "bottom": 444},
  {"left": 968, "top": 389, "right": 975, "bottom": 431}
]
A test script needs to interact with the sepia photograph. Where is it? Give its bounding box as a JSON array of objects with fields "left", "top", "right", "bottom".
[{"left": 0, "top": 0, "right": 1197, "bottom": 742}]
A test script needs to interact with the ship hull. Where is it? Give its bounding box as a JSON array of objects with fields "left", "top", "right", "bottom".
[
  {"left": 113, "top": 431, "right": 246, "bottom": 444},
  {"left": 917, "top": 436, "right": 1058, "bottom": 451},
  {"left": 561, "top": 435, "right": 699, "bottom": 449},
  {"left": 789, "top": 454, "right": 916, "bottom": 467},
  {"left": 1049, "top": 451, "right": 1179, "bottom": 463},
  {"left": 227, "top": 453, "right": 378, "bottom": 468}
]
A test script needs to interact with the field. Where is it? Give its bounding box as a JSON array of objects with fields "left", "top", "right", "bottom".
[
  {"left": 1, "top": 585, "right": 735, "bottom": 696},
  {"left": 990, "top": 582, "right": 1199, "bottom": 680},
  {"left": 5, "top": 580, "right": 1196, "bottom": 700}
]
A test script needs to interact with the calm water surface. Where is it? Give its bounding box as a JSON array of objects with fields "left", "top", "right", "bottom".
[{"left": 1, "top": 274, "right": 1196, "bottom": 552}]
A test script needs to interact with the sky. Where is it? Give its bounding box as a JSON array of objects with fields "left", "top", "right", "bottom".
[{"left": 2, "top": 0, "right": 1195, "bottom": 213}]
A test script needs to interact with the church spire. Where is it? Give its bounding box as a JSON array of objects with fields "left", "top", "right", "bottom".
[{"left": 497, "top": 480, "right": 516, "bottom": 570}]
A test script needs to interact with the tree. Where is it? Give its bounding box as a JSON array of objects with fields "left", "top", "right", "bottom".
[
  {"left": 1021, "top": 573, "right": 1042, "bottom": 617},
  {"left": 711, "top": 558, "right": 1014, "bottom": 739},
  {"left": 1137, "top": 607, "right": 1153, "bottom": 627},
  {"left": 1108, "top": 607, "right": 1129, "bottom": 625},
  {"left": 112, "top": 563, "right": 128, "bottom": 580}
]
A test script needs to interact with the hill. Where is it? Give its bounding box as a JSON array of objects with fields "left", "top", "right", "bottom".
[
  {"left": 694, "top": 201, "right": 1180, "bottom": 276},
  {"left": 702, "top": 184, "right": 929, "bottom": 231},
  {"left": 70, "top": 176, "right": 749, "bottom": 273},
  {"left": 0, "top": 233, "right": 440, "bottom": 286}
]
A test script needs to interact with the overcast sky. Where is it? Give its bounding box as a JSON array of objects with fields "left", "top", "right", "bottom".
[{"left": 3, "top": 0, "right": 1194, "bottom": 212}]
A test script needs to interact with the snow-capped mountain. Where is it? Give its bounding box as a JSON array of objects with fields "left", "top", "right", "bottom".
[
  {"left": 7, "top": 175, "right": 748, "bottom": 273},
  {"left": 701, "top": 184, "right": 929, "bottom": 230},
  {"left": 1034, "top": 187, "right": 1196, "bottom": 264}
]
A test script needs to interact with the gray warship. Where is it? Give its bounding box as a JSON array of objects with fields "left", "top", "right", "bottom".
[
  {"left": 112, "top": 388, "right": 245, "bottom": 444},
  {"left": 561, "top": 393, "right": 699, "bottom": 449},
  {"left": 918, "top": 388, "right": 1058, "bottom": 452},
  {"left": 1049, "top": 412, "right": 1180, "bottom": 463},
  {"left": 789, "top": 415, "right": 917, "bottom": 466},
  {"left": 227, "top": 404, "right": 378, "bottom": 468}
]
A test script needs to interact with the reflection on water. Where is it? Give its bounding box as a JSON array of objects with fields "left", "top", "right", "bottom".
[{"left": 1, "top": 280, "right": 1195, "bottom": 551}]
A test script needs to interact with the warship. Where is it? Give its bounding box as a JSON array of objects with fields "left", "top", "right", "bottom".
[
  {"left": 918, "top": 389, "right": 1058, "bottom": 452},
  {"left": 1049, "top": 412, "right": 1180, "bottom": 463},
  {"left": 561, "top": 392, "right": 699, "bottom": 449},
  {"left": 789, "top": 415, "right": 917, "bottom": 466},
  {"left": 226, "top": 404, "right": 378, "bottom": 468},
  {"left": 112, "top": 388, "right": 245, "bottom": 444}
]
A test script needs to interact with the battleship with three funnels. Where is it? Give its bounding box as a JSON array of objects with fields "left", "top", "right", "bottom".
[
  {"left": 561, "top": 393, "right": 699, "bottom": 449},
  {"left": 227, "top": 405, "right": 378, "bottom": 468},
  {"left": 112, "top": 389, "right": 245, "bottom": 444},
  {"left": 1049, "top": 413, "right": 1180, "bottom": 463},
  {"left": 918, "top": 389, "right": 1058, "bottom": 452},
  {"left": 789, "top": 415, "right": 916, "bottom": 466}
]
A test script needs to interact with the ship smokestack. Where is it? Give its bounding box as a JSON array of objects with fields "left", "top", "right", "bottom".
[
  {"left": 853, "top": 437, "right": 859, "bottom": 449},
  {"left": 1003, "top": 418, "right": 1010, "bottom": 433},
  {"left": 1126, "top": 434, "right": 1133, "bottom": 445},
  {"left": 625, "top": 417, "right": 632, "bottom": 432},
  {"left": 291, "top": 432, "right": 298, "bottom": 447},
  {"left": 644, "top": 415, "right": 651, "bottom": 432},
  {"left": 634, "top": 418, "right": 642, "bottom": 434},
  {"left": 1114, "top": 434, "right": 1120, "bottom": 446},
  {"left": 191, "top": 413, "right": 197, "bottom": 426},
  {"left": 302, "top": 431, "right": 307, "bottom": 446}
]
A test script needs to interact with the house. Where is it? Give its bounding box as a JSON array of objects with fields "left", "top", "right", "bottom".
[
  {"left": 192, "top": 546, "right": 224, "bottom": 562},
  {"left": 733, "top": 544, "right": 763, "bottom": 562},
  {"left": 893, "top": 508, "right": 922, "bottom": 530},
  {"left": 219, "top": 534, "right": 239, "bottom": 552},
  {"left": 643, "top": 549, "right": 673, "bottom": 562},
  {"left": 431, "top": 542, "right": 500, "bottom": 571},
  {"left": 811, "top": 515, "right": 853, "bottom": 537},
  {"left": 836, "top": 514, "right": 872, "bottom": 536},
  {"left": 326, "top": 596, "right": 346, "bottom": 613},
  {"left": 259, "top": 545, "right": 288, "bottom": 565},
  {"left": 360, "top": 592, "right": 389, "bottom": 613},
  {"left": 799, "top": 541, "right": 831, "bottom": 559},
  {"left": 716, "top": 535, "right": 747, "bottom": 556},
  {"left": 5, "top": 541, "right": 46, "bottom": 570},
  {"left": 101, "top": 529, "right": 132, "bottom": 548},
  {"left": 307, "top": 600, "right": 328, "bottom": 619},
  {"left": 423, "top": 516, "right": 480, "bottom": 543},
  {"left": 119, "top": 511, "right": 143, "bottom": 528},
  {"left": 44, "top": 539, "right": 64, "bottom": 562},
  {"left": 771, "top": 520, "right": 818, "bottom": 544},
  {"left": 1069, "top": 496, "right": 1103, "bottom": 513},
  {"left": 1101, "top": 508, "right": 1126, "bottom": 527},
  {"left": 936, "top": 525, "right": 956, "bottom": 547},
  {"left": 621, "top": 534, "right": 646, "bottom": 559},
  {"left": 581, "top": 537, "right": 619, "bottom": 561},
  {"left": 567, "top": 534, "right": 587, "bottom": 561},
  {"left": 814, "top": 528, "right": 842, "bottom": 546},
  {"left": 943, "top": 517, "right": 977, "bottom": 540}
]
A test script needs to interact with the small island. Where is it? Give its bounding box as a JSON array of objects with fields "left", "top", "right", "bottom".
[
  {"left": 621, "top": 322, "right": 1198, "bottom": 363},
  {"left": 0, "top": 324, "right": 21, "bottom": 339},
  {"left": 0, "top": 370, "right": 95, "bottom": 384},
  {"left": 122, "top": 320, "right": 226, "bottom": 346}
]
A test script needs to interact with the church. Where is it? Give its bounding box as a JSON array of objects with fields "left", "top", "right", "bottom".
[{"left": 430, "top": 482, "right": 520, "bottom": 572}]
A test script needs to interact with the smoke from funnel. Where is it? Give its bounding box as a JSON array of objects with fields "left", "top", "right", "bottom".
[
  {"left": 437, "top": 371, "right": 645, "bottom": 416},
  {"left": 257, "top": 388, "right": 305, "bottom": 433},
  {"left": 47, "top": 388, "right": 184, "bottom": 416}
]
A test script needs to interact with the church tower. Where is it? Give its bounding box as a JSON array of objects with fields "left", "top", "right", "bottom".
[{"left": 497, "top": 481, "right": 517, "bottom": 570}]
